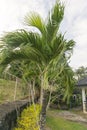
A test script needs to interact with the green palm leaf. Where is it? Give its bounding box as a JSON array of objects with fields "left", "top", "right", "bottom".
[
  {"left": 24, "top": 12, "right": 46, "bottom": 36},
  {"left": 46, "top": 1, "right": 64, "bottom": 43}
]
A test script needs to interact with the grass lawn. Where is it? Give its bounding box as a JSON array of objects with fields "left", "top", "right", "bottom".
[
  {"left": 46, "top": 111, "right": 87, "bottom": 130},
  {"left": 0, "top": 78, "right": 28, "bottom": 103}
]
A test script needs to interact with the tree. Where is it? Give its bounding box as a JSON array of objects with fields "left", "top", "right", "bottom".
[
  {"left": 75, "top": 66, "right": 87, "bottom": 80},
  {"left": 0, "top": 1, "right": 75, "bottom": 130}
]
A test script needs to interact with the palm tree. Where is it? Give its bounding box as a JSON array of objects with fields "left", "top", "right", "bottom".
[{"left": 0, "top": 1, "right": 75, "bottom": 129}]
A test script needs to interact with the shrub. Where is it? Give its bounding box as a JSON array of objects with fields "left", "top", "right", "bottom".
[{"left": 14, "top": 104, "right": 41, "bottom": 130}]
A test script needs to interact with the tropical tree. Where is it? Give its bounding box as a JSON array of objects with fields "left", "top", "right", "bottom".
[
  {"left": 75, "top": 66, "right": 87, "bottom": 80},
  {"left": 0, "top": 1, "right": 75, "bottom": 130}
]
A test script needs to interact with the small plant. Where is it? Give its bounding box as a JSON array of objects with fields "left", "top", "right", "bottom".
[{"left": 14, "top": 104, "right": 41, "bottom": 130}]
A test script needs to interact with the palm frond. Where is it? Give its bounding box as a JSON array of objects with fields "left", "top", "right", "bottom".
[
  {"left": 1, "top": 30, "right": 30, "bottom": 48},
  {"left": 62, "top": 66, "right": 75, "bottom": 103},
  {"left": 46, "top": 1, "right": 64, "bottom": 43},
  {"left": 1, "top": 30, "right": 45, "bottom": 55},
  {"left": 64, "top": 39, "right": 75, "bottom": 59},
  {"left": 24, "top": 12, "right": 46, "bottom": 36},
  {"left": 65, "top": 40, "right": 75, "bottom": 52},
  {"left": 0, "top": 43, "right": 47, "bottom": 67}
]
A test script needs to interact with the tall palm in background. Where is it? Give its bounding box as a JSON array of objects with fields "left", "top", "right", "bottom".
[{"left": 0, "top": 1, "right": 75, "bottom": 130}]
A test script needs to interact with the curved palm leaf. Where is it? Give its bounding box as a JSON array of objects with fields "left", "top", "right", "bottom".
[
  {"left": 46, "top": 1, "right": 64, "bottom": 43},
  {"left": 1, "top": 30, "right": 40, "bottom": 47},
  {"left": 24, "top": 12, "right": 46, "bottom": 37}
]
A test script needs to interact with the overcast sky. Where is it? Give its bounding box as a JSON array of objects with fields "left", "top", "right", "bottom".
[{"left": 0, "top": 0, "right": 87, "bottom": 69}]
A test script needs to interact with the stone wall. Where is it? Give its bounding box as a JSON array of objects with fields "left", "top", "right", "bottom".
[{"left": 0, "top": 99, "right": 29, "bottom": 130}]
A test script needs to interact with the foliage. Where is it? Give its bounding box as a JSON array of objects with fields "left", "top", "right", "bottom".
[
  {"left": 0, "top": 0, "right": 75, "bottom": 100},
  {"left": 0, "top": 1, "right": 75, "bottom": 129},
  {"left": 75, "top": 66, "right": 87, "bottom": 80},
  {"left": 14, "top": 104, "right": 41, "bottom": 130},
  {"left": 50, "top": 65, "right": 75, "bottom": 107}
]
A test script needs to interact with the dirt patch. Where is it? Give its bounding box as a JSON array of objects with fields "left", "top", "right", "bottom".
[
  {"left": 45, "top": 126, "right": 51, "bottom": 130},
  {"left": 58, "top": 111, "right": 87, "bottom": 123},
  {"left": 47, "top": 110, "right": 87, "bottom": 124}
]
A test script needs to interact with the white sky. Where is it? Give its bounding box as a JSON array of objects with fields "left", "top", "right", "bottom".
[{"left": 0, "top": 0, "right": 87, "bottom": 69}]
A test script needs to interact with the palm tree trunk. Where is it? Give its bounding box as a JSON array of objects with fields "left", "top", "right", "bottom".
[
  {"left": 46, "top": 85, "right": 52, "bottom": 111},
  {"left": 40, "top": 89, "right": 49, "bottom": 130}
]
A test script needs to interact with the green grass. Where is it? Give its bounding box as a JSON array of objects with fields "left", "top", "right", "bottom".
[
  {"left": 0, "top": 78, "right": 28, "bottom": 103},
  {"left": 46, "top": 112, "right": 87, "bottom": 130}
]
